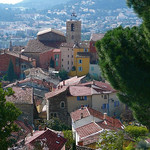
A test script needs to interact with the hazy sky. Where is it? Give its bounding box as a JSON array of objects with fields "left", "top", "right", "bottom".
[{"left": 0, "top": 0, "right": 23, "bottom": 4}]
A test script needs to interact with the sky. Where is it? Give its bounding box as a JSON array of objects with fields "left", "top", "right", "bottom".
[{"left": 0, "top": 0, "right": 23, "bottom": 4}]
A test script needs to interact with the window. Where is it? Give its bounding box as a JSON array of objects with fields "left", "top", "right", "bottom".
[
  {"left": 77, "top": 96, "right": 87, "bottom": 101},
  {"left": 50, "top": 112, "right": 57, "bottom": 118},
  {"left": 72, "top": 55, "right": 73, "bottom": 58},
  {"left": 114, "top": 101, "right": 119, "bottom": 107},
  {"left": 68, "top": 61, "right": 69, "bottom": 65},
  {"left": 78, "top": 67, "right": 82, "bottom": 72},
  {"left": 71, "top": 23, "right": 75, "bottom": 31},
  {"left": 62, "top": 59, "right": 63, "bottom": 61},
  {"left": 79, "top": 59, "right": 82, "bottom": 64},
  {"left": 62, "top": 65, "right": 63, "bottom": 67},
  {"left": 68, "top": 67, "right": 69, "bottom": 70},
  {"left": 56, "top": 61, "right": 58, "bottom": 67},
  {"left": 68, "top": 55, "right": 69, "bottom": 58},
  {"left": 101, "top": 104, "right": 106, "bottom": 109},
  {"left": 91, "top": 66, "right": 94, "bottom": 71},
  {"left": 60, "top": 101, "right": 65, "bottom": 109},
  {"left": 104, "top": 95, "right": 107, "bottom": 99}
]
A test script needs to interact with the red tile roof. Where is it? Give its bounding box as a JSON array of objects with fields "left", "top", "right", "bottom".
[
  {"left": 90, "top": 33, "right": 105, "bottom": 41},
  {"left": 71, "top": 107, "right": 123, "bottom": 129},
  {"left": 80, "top": 80, "right": 116, "bottom": 93},
  {"left": 25, "top": 129, "right": 67, "bottom": 150},
  {"left": 69, "top": 86, "right": 92, "bottom": 96},
  {"left": 6, "top": 87, "right": 33, "bottom": 104},
  {"left": 52, "top": 49, "right": 61, "bottom": 53},
  {"left": 58, "top": 76, "right": 85, "bottom": 87},
  {"left": 45, "top": 86, "right": 68, "bottom": 99},
  {"left": 76, "top": 122, "right": 103, "bottom": 139},
  {"left": 70, "top": 107, "right": 103, "bottom": 122}
]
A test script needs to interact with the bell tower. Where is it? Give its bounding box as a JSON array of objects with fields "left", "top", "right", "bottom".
[{"left": 66, "top": 12, "right": 81, "bottom": 43}]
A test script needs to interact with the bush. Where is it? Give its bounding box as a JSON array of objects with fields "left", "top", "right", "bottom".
[{"left": 125, "top": 125, "right": 148, "bottom": 139}]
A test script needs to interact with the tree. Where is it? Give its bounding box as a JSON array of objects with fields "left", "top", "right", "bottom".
[
  {"left": 97, "top": 130, "right": 124, "bottom": 150},
  {"left": 58, "top": 69, "right": 69, "bottom": 81},
  {"left": 7, "top": 59, "right": 16, "bottom": 82},
  {"left": 0, "top": 83, "right": 21, "bottom": 150},
  {"left": 63, "top": 130, "right": 75, "bottom": 150},
  {"left": 96, "top": 0, "right": 150, "bottom": 128},
  {"left": 45, "top": 117, "right": 70, "bottom": 131},
  {"left": 125, "top": 126, "right": 148, "bottom": 140}
]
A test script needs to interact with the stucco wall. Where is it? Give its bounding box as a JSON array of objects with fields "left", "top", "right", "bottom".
[
  {"left": 67, "top": 96, "right": 92, "bottom": 113},
  {"left": 61, "top": 47, "right": 74, "bottom": 72}
]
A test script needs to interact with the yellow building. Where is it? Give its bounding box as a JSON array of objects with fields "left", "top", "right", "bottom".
[{"left": 69, "top": 45, "right": 90, "bottom": 77}]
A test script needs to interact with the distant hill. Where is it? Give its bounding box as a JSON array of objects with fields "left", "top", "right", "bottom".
[
  {"left": 0, "top": 0, "right": 127, "bottom": 10},
  {"left": 15, "top": 0, "right": 70, "bottom": 9}
]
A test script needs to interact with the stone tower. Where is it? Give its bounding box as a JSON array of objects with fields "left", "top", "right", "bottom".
[{"left": 66, "top": 12, "right": 81, "bottom": 43}]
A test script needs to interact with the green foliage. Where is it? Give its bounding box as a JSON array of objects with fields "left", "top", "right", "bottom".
[
  {"left": 124, "top": 143, "right": 135, "bottom": 150},
  {"left": 58, "top": 70, "right": 69, "bottom": 81},
  {"left": 50, "top": 57, "right": 55, "bottom": 68},
  {"left": 63, "top": 130, "right": 75, "bottom": 150},
  {"left": 97, "top": 130, "right": 124, "bottom": 150},
  {"left": 126, "top": 0, "right": 150, "bottom": 42},
  {"left": 96, "top": 25, "right": 150, "bottom": 128},
  {"left": 46, "top": 117, "right": 71, "bottom": 131},
  {"left": 7, "top": 60, "right": 16, "bottom": 82},
  {"left": 125, "top": 126, "right": 149, "bottom": 140},
  {"left": 96, "top": 0, "right": 150, "bottom": 129},
  {"left": 0, "top": 83, "right": 22, "bottom": 150}
]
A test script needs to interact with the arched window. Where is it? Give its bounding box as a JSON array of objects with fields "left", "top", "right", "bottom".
[
  {"left": 71, "top": 23, "right": 75, "bottom": 31},
  {"left": 60, "top": 101, "right": 65, "bottom": 109}
]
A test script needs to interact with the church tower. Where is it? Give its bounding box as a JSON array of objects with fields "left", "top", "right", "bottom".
[{"left": 66, "top": 12, "right": 81, "bottom": 43}]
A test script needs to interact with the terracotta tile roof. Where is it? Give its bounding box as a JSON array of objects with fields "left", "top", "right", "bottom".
[
  {"left": 12, "top": 120, "right": 32, "bottom": 140},
  {"left": 90, "top": 33, "right": 105, "bottom": 41},
  {"left": 25, "top": 129, "right": 67, "bottom": 150},
  {"left": 52, "top": 49, "right": 61, "bottom": 53},
  {"left": 146, "top": 138, "right": 150, "bottom": 143},
  {"left": 73, "top": 41, "right": 90, "bottom": 49},
  {"left": 71, "top": 107, "right": 123, "bottom": 129},
  {"left": 69, "top": 86, "right": 92, "bottom": 96},
  {"left": 81, "top": 133, "right": 100, "bottom": 146},
  {"left": 6, "top": 87, "right": 33, "bottom": 104},
  {"left": 0, "top": 50, "right": 33, "bottom": 62},
  {"left": 80, "top": 80, "right": 116, "bottom": 93},
  {"left": 45, "top": 86, "right": 68, "bottom": 99},
  {"left": 5, "top": 77, "right": 55, "bottom": 90},
  {"left": 24, "top": 39, "right": 62, "bottom": 53},
  {"left": 71, "top": 107, "right": 90, "bottom": 122},
  {"left": 71, "top": 107, "right": 103, "bottom": 122},
  {"left": 37, "top": 28, "right": 65, "bottom": 37},
  {"left": 76, "top": 122, "right": 103, "bottom": 139},
  {"left": 58, "top": 76, "right": 85, "bottom": 87}
]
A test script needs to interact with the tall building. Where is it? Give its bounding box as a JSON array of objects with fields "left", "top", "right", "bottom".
[{"left": 66, "top": 12, "right": 81, "bottom": 43}]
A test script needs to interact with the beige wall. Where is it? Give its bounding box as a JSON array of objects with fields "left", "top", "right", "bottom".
[
  {"left": 92, "top": 93, "right": 125, "bottom": 118},
  {"left": 109, "top": 93, "right": 125, "bottom": 117},
  {"left": 61, "top": 46, "right": 74, "bottom": 72},
  {"left": 67, "top": 96, "right": 92, "bottom": 113},
  {"left": 92, "top": 94, "right": 109, "bottom": 114}
]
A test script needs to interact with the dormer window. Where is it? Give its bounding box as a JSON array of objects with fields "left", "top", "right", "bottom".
[{"left": 71, "top": 23, "right": 75, "bottom": 31}]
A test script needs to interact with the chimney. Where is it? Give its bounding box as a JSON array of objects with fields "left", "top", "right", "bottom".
[
  {"left": 103, "top": 113, "right": 107, "bottom": 120},
  {"left": 81, "top": 113, "right": 83, "bottom": 119},
  {"left": 81, "top": 104, "right": 84, "bottom": 110},
  {"left": 63, "top": 80, "right": 65, "bottom": 86}
]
